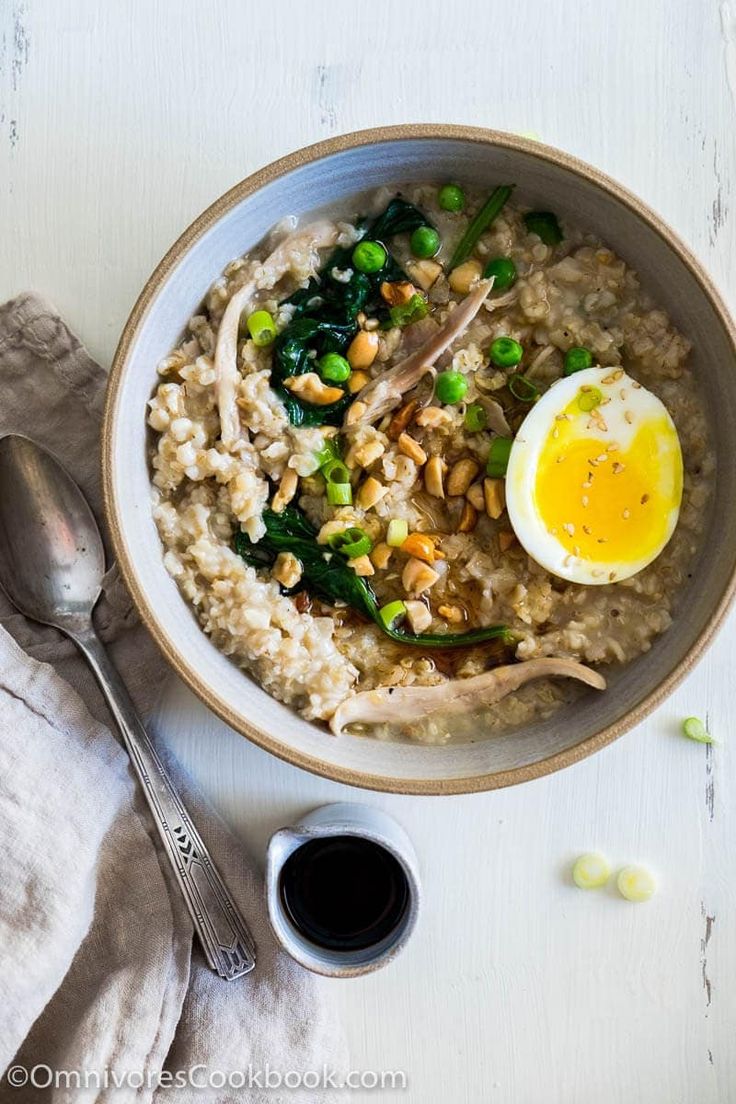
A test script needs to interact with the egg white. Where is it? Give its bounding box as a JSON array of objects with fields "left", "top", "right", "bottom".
[{"left": 505, "top": 366, "right": 683, "bottom": 585}]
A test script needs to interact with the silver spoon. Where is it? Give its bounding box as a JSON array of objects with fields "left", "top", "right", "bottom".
[{"left": 0, "top": 434, "right": 256, "bottom": 980}]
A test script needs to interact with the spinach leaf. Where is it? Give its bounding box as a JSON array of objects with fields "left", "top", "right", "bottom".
[
  {"left": 272, "top": 198, "right": 434, "bottom": 426},
  {"left": 370, "top": 197, "right": 435, "bottom": 239},
  {"left": 271, "top": 316, "right": 355, "bottom": 426},
  {"left": 288, "top": 256, "right": 372, "bottom": 324},
  {"left": 234, "top": 508, "right": 378, "bottom": 620},
  {"left": 523, "top": 210, "right": 563, "bottom": 246},
  {"left": 235, "top": 507, "right": 513, "bottom": 650}
]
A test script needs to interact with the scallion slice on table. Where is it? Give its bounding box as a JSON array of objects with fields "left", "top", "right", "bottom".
[
  {"left": 326, "top": 482, "right": 352, "bottom": 506},
  {"left": 448, "top": 185, "right": 514, "bottom": 270},
  {"left": 572, "top": 852, "right": 610, "bottom": 889},
  {"left": 682, "top": 716, "right": 714, "bottom": 744},
  {"left": 616, "top": 865, "right": 656, "bottom": 902}
]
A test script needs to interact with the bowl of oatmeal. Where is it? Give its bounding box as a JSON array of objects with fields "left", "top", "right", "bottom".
[{"left": 103, "top": 126, "right": 736, "bottom": 793}]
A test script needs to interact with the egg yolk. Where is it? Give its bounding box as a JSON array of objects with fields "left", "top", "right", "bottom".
[{"left": 534, "top": 414, "right": 682, "bottom": 571}]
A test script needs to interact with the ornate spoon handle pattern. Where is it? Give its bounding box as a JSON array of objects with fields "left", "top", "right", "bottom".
[{"left": 74, "top": 627, "right": 256, "bottom": 979}]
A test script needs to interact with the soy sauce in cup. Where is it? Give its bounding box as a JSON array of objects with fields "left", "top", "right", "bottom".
[
  {"left": 267, "top": 804, "right": 420, "bottom": 975},
  {"left": 279, "top": 836, "right": 410, "bottom": 952}
]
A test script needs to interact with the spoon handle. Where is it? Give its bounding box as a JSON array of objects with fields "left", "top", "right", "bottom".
[{"left": 71, "top": 625, "right": 256, "bottom": 980}]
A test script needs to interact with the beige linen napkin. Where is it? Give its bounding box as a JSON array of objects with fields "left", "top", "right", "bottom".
[{"left": 0, "top": 293, "right": 347, "bottom": 1103}]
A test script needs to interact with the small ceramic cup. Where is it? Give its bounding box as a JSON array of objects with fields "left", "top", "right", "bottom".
[{"left": 266, "top": 803, "right": 420, "bottom": 977}]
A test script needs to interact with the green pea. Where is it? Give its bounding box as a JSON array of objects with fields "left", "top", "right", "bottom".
[
  {"left": 489, "top": 337, "right": 523, "bottom": 368},
  {"left": 438, "top": 184, "right": 466, "bottom": 212},
  {"left": 246, "top": 310, "right": 276, "bottom": 347},
  {"left": 317, "top": 353, "right": 351, "bottom": 383},
  {"left": 435, "top": 370, "right": 468, "bottom": 405},
  {"left": 483, "top": 257, "right": 517, "bottom": 290},
  {"left": 563, "top": 346, "right": 594, "bottom": 376},
  {"left": 410, "top": 226, "right": 441, "bottom": 259},
  {"left": 352, "top": 240, "right": 387, "bottom": 274}
]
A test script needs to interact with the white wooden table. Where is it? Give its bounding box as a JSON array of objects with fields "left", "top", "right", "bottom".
[{"left": 2, "top": 2, "right": 735, "bottom": 1099}]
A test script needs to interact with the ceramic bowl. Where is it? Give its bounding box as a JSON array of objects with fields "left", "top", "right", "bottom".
[{"left": 103, "top": 125, "right": 736, "bottom": 795}]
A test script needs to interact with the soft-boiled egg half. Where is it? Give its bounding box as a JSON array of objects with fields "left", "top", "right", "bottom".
[{"left": 505, "top": 366, "right": 683, "bottom": 585}]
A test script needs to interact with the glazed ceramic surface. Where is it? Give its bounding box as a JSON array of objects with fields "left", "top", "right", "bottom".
[{"left": 103, "top": 126, "right": 736, "bottom": 794}]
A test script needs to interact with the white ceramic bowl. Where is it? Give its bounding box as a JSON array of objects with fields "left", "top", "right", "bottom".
[{"left": 103, "top": 125, "right": 736, "bottom": 795}]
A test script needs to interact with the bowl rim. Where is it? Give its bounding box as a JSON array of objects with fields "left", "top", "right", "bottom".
[{"left": 102, "top": 123, "right": 736, "bottom": 795}]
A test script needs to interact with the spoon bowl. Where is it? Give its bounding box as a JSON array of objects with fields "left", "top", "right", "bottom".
[{"left": 0, "top": 434, "right": 103, "bottom": 632}]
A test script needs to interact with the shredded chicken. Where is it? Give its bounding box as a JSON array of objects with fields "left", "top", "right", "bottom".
[
  {"left": 330, "top": 657, "right": 606, "bottom": 735},
  {"left": 525, "top": 343, "right": 557, "bottom": 379},
  {"left": 214, "top": 219, "right": 339, "bottom": 449},
  {"left": 345, "top": 280, "right": 499, "bottom": 427}
]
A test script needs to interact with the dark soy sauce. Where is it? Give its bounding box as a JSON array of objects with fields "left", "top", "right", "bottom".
[{"left": 279, "top": 836, "right": 410, "bottom": 952}]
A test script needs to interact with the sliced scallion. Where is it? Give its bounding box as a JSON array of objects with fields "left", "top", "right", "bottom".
[
  {"left": 682, "top": 716, "right": 714, "bottom": 744},
  {"left": 487, "top": 437, "right": 513, "bottom": 478},
  {"left": 617, "top": 865, "right": 656, "bottom": 903},
  {"left": 246, "top": 310, "right": 277, "bottom": 347},
  {"left": 386, "top": 518, "right": 409, "bottom": 547},
  {"left": 315, "top": 435, "right": 342, "bottom": 469},
  {"left": 577, "top": 386, "right": 603, "bottom": 413},
  {"left": 322, "top": 458, "right": 350, "bottom": 486},
  {"left": 508, "top": 374, "right": 540, "bottom": 403},
  {"left": 328, "top": 526, "right": 373, "bottom": 559},
  {"left": 326, "top": 482, "right": 352, "bottom": 506},
  {"left": 572, "top": 852, "right": 610, "bottom": 889},
  {"left": 464, "top": 402, "right": 488, "bottom": 433},
  {"left": 378, "top": 599, "right": 408, "bottom": 629},
  {"left": 323, "top": 456, "right": 352, "bottom": 506}
]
